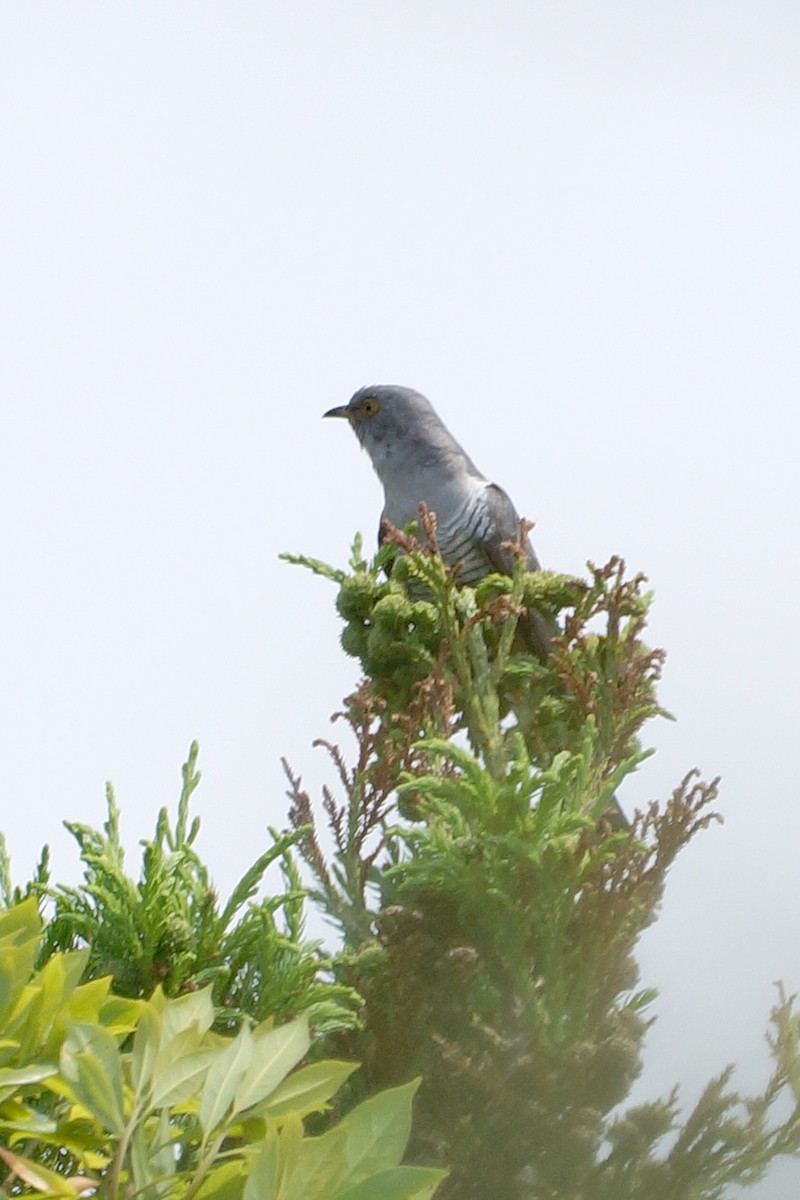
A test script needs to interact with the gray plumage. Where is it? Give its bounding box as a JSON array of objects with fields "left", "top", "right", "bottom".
[{"left": 324, "top": 384, "right": 552, "bottom": 660}]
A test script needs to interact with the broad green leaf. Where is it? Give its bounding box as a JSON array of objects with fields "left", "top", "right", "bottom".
[
  {"left": 129, "top": 1001, "right": 161, "bottom": 1101},
  {"left": 0, "top": 1096, "right": 56, "bottom": 1135},
  {"left": 152, "top": 983, "right": 215, "bottom": 1043},
  {"left": 154, "top": 1017, "right": 208, "bottom": 1073},
  {"left": 8, "top": 950, "right": 89, "bottom": 1061},
  {"left": 232, "top": 1015, "right": 309, "bottom": 1116},
  {"left": 150, "top": 1105, "right": 179, "bottom": 1180},
  {"left": 0, "top": 1144, "right": 97, "bottom": 1196},
  {"left": 129, "top": 1110, "right": 178, "bottom": 1195},
  {"left": 14, "top": 1119, "right": 110, "bottom": 1169},
  {"left": 242, "top": 1128, "right": 279, "bottom": 1200},
  {"left": 272, "top": 1112, "right": 306, "bottom": 1198},
  {"left": 281, "top": 1122, "right": 350, "bottom": 1200},
  {"left": 336, "top": 1165, "right": 448, "bottom": 1200},
  {"left": 130, "top": 1121, "right": 159, "bottom": 1194},
  {"left": 60, "top": 1023, "right": 125, "bottom": 1135},
  {"left": 199, "top": 1022, "right": 254, "bottom": 1134},
  {"left": 150, "top": 1044, "right": 217, "bottom": 1110},
  {"left": 63, "top": 975, "right": 112, "bottom": 1024},
  {"left": 0, "top": 940, "right": 40, "bottom": 1031},
  {"left": 43, "top": 948, "right": 89, "bottom": 1006},
  {"left": 39, "top": 953, "right": 93, "bottom": 1059},
  {"left": 331, "top": 1080, "right": 420, "bottom": 1190},
  {"left": 99, "top": 993, "right": 144, "bottom": 1036},
  {"left": 193, "top": 1158, "right": 247, "bottom": 1200},
  {"left": 0, "top": 1063, "right": 57, "bottom": 1088},
  {"left": 263, "top": 1059, "right": 359, "bottom": 1120},
  {"left": 6, "top": 977, "right": 57, "bottom": 1056},
  {"left": 68, "top": 1050, "right": 124, "bottom": 1134},
  {"left": 147, "top": 1003, "right": 218, "bottom": 1111},
  {"left": 40, "top": 1070, "right": 83, "bottom": 1108},
  {"left": 0, "top": 896, "right": 40, "bottom": 943}
]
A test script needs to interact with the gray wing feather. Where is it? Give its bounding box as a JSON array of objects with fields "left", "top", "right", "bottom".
[
  {"left": 480, "top": 484, "right": 542, "bottom": 574},
  {"left": 479, "top": 484, "right": 552, "bottom": 661}
]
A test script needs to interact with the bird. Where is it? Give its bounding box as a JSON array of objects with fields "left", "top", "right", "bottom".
[
  {"left": 323, "top": 384, "right": 553, "bottom": 661},
  {"left": 324, "top": 383, "right": 629, "bottom": 830}
]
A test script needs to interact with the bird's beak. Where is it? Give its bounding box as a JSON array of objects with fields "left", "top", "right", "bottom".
[{"left": 323, "top": 405, "right": 351, "bottom": 420}]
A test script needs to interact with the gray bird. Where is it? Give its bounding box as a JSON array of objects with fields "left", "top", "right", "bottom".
[
  {"left": 324, "top": 383, "right": 629, "bottom": 830},
  {"left": 324, "top": 384, "right": 553, "bottom": 660}
]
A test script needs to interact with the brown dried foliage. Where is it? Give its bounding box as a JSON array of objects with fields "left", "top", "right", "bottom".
[
  {"left": 285, "top": 662, "right": 457, "bottom": 915},
  {"left": 380, "top": 501, "right": 441, "bottom": 558}
]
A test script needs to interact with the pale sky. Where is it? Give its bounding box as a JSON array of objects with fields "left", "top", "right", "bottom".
[{"left": 1, "top": 4, "right": 799, "bottom": 1194}]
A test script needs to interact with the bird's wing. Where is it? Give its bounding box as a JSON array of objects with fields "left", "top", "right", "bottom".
[
  {"left": 479, "top": 483, "right": 542, "bottom": 574},
  {"left": 479, "top": 484, "right": 551, "bottom": 661}
]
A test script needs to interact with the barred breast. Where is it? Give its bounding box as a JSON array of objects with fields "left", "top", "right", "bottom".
[{"left": 435, "top": 487, "right": 495, "bottom": 584}]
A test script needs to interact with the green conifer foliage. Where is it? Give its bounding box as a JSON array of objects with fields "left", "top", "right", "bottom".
[
  {"left": 1, "top": 745, "right": 361, "bottom": 1038},
  {"left": 283, "top": 520, "right": 800, "bottom": 1199}
]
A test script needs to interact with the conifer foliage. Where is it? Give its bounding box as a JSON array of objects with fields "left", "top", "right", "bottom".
[
  {"left": 2, "top": 515, "right": 799, "bottom": 1199},
  {"left": 283, "top": 515, "right": 800, "bottom": 1199}
]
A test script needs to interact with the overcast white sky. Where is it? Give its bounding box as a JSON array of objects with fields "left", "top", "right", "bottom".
[{"left": 1, "top": 3, "right": 798, "bottom": 1193}]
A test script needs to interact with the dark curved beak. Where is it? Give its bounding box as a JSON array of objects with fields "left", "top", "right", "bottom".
[{"left": 323, "top": 405, "right": 351, "bottom": 419}]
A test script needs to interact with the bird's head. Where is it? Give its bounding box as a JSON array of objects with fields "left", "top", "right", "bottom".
[{"left": 324, "top": 385, "right": 437, "bottom": 470}]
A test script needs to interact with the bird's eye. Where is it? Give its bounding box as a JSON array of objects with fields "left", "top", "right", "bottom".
[{"left": 361, "top": 398, "right": 379, "bottom": 415}]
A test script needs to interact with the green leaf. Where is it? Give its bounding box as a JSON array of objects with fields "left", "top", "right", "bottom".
[
  {"left": 0, "top": 912, "right": 41, "bottom": 1030},
  {"left": 242, "top": 1127, "right": 279, "bottom": 1200},
  {"left": 0, "top": 896, "right": 40, "bottom": 943},
  {"left": 280, "top": 1084, "right": 422, "bottom": 1200},
  {"left": 129, "top": 1000, "right": 161, "bottom": 1101},
  {"left": 130, "top": 1109, "right": 178, "bottom": 1195},
  {"left": 193, "top": 1158, "right": 247, "bottom": 1200},
  {"left": 19, "top": 950, "right": 91, "bottom": 1060},
  {"left": 0, "top": 1144, "right": 97, "bottom": 1197},
  {"left": 336, "top": 1165, "right": 448, "bottom": 1200},
  {"left": 155, "top": 983, "right": 215, "bottom": 1043},
  {"left": 282, "top": 1123, "right": 349, "bottom": 1200},
  {"left": 129, "top": 1121, "right": 160, "bottom": 1194},
  {"left": 0, "top": 1063, "right": 57, "bottom": 1089},
  {"left": 0, "top": 1096, "right": 57, "bottom": 1135},
  {"left": 150, "top": 1040, "right": 217, "bottom": 1111},
  {"left": 199, "top": 1022, "right": 254, "bottom": 1134},
  {"left": 333, "top": 1080, "right": 421, "bottom": 1187},
  {"left": 133, "top": 991, "right": 216, "bottom": 1110},
  {"left": 270, "top": 1113, "right": 308, "bottom": 1200},
  {"left": 99, "top": 993, "right": 144, "bottom": 1036},
  {"left": 263, "top": 1059, "right": 359, "bottom": 1120},
  {"left": 232, "top": 1015, "right": 310, "bottom": 1117},
  {"left": 60, "top": 1022, "right": 125, "bottom": 1135},
  {"left": 64, "top": 975, "right": 112, "bottom": 1024}
]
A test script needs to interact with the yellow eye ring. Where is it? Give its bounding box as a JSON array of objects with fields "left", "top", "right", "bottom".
[{"left": 362, "top": 398, "right": 379, "bottom": 415}]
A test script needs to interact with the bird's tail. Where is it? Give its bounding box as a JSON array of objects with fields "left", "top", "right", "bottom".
[{"left": 519, "top": 605, "right": 556, "bottom": 663}]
